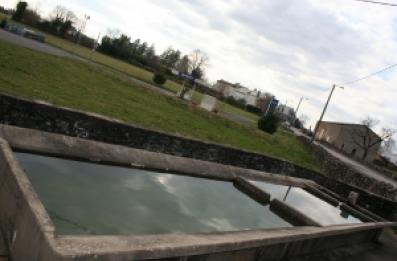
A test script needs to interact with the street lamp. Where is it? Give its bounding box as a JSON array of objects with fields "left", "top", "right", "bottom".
[
  {"left": 294, "top": 96, "right": 309, "bottom": 118},
  {"left": 310, "top": 84, "right": 344, "bottom": 143}
]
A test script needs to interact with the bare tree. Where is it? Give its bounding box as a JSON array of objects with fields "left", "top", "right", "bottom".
[
  {"left": 189, "top": 49, "right": 209, "bottom": 76},
  {"left": 178, "top": 50, "right": 209, "bottom": 99},
  {"left": 106, "top": 28, "right": 122, "bottom": 39},
  {"left": 51, "top": 5, "right": 68, "bottom": 21},
  {"left": 299, "top": 114, "right": 310, "bottom": 127},
  {"left": 350, "top": 117, "right": 396, "bottom": 160},
  {"left": 380, "top": 137, "right": 396, "bottom": 156},
  {"left": 65, "top": 10, "right": 77, "bottom": 23}
]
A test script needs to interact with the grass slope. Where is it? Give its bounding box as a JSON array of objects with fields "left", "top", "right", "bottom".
[{"left": 0, "top": 40, "right": 320, "bottom": 171}]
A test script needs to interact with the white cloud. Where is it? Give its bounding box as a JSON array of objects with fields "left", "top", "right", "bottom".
[{"left": 2, "top": 0, "right": 397, "bottom": 147}]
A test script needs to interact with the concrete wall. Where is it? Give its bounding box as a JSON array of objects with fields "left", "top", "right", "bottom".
[
  {"left": 0, "top": 137, "right": 394, "bottom": 261},
  {"left": 0, "top": 93, "right": 396, "bottom": 219}
]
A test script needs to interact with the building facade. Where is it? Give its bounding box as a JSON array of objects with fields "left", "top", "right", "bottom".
[
  {"left": 315, "top": 121, "right": 381, "bottom": 162},
  {"left": 212, "top": 80, "right": 262, "bottom": 107}
]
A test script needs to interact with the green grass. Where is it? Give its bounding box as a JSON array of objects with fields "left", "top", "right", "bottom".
[
  {"left": 43, "top": 33, "right": 256, "bottom": 118},
  {"left": 0, "top": 40, "right": 321, "bottom": 172},
  {"left": 1, "top": 14, "right": 260, "bottom": 122}
]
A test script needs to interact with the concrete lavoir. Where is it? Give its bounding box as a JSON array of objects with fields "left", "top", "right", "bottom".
[
  {"left": 0, "top": 125, "right": 395, "bottom": 261},
  {"left": 0, "top": 93, "right": 396, "bottom": 219}
]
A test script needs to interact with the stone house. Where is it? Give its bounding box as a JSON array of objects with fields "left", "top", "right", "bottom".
[{"left": 315, "top": 121, "right": 382, "bottom": 162}]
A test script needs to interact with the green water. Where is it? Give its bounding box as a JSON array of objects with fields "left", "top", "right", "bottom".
[
  {"left": 16, "top": 153, "right": 292, "bottom": 235},
  {"left": 252, "top": 181, "right": 363, "bottom": 225}
]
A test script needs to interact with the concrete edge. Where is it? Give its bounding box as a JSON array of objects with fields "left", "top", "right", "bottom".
[
  {"left": 0, "top": 124, "right": 313, "bottom": 188},
  {"left": 340, "top": 204, "right": 377, "bottom": 223},
  {"left": 270, "top": 199, "right": 322, "bottom": 227},
  {"left": 303, "top": 184, "right": 340, "bottom": 207},
  {"left": 233, "top": 177, "right": 271, "bottom": 205},
  {"left": 52, "top": 223, "right": 396, "bottom": 259}
]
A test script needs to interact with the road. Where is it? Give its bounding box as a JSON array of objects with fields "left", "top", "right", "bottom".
[
  {"left": 219, "top": 111, "right": 256, "bottom": 126},
  {"left": 0, "top": 29, "right": 75, "bottom": 58},
  {"left": 291, "top": 127, "right": 397, "bottom": 190}
]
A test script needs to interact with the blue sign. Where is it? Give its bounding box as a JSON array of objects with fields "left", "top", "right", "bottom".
[
  {"left": 179, "top": 73, "right": 195, "bottom": 81},
  {"left": 271, "top": 99, "right": 279, "bottom": 106}
]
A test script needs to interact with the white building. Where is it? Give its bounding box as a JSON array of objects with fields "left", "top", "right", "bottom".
[{"left": 212, "top": 80, "right": 261, "bottom": 106}]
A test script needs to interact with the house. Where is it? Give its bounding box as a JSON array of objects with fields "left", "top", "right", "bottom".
[
  {"left": 315, "top": 121, "right": 382, "bottom": 162},
  {"left": 212, "top": 80, "right": 263, "bottom": 107}
]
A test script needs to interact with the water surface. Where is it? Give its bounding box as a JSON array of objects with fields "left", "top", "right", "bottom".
[
  {"left": 252, "top": 181, "right": 362, "bottom": 225},
  {"left": 16, "top": 153, "right": 292, "bottom": 235}
]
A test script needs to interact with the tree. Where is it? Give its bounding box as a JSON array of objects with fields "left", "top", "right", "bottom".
[
  {"left": 12, "top": 1, "right": 28, "bottom": 22},
  {"left": 380, "top": 138, "right": 396, "bottom": 156},
  {"left": 188, "top": 49, "right": 209, "bottom": 79},
  {"left": 191, "top": 67, "right": 204, "bottom": 80},
  {"left": 160, "top": 47, "right": 181, "bottom": 69},
  {"left": 51, "top": 5, "right": 68, "bottom": 21},
  {"left": 176, "top": 55, "right": 190, "bottom": 73},
  {"left": 350, "top": 117, "right": 396, "bottom": 160},
  {"left": 298, "top": 114, "right": 310, "bottom": 128},
  {"left": 136, "top": 41, "right": 148, "bottom": 56},
  {"left": 21, "top": 9, "right": 41, "bottom": 27}
]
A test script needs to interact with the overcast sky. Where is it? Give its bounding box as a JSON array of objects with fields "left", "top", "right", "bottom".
[{"left": 2, "top": 0, "right": 397, "bottom": 147}]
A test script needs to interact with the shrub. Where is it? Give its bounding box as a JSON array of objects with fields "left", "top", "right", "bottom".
[
  {"left": 245, "top": 104, "right": 262, "bottom": 115},
  {"left": 222, "top": 96, "right": 246, "bottom": 110},
  {"left": 152, "top": 71, "right": 167, "bottom": 85},
  {"left": 258, "top": 114, "right": 280, "bottom": 134},
  {"left": 0, "top": 18, "right": 7, "bottom": 28}
]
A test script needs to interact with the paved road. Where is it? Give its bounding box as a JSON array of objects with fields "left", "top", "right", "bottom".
[
  {"left": 0, "top": 29, "right": 75, "bottom": 58},
  {"left": 219, "top": 111, "right": 256, "bottom": 126},
  {"left": 291, "top": 127, "right": 397, "bottom": 190}
]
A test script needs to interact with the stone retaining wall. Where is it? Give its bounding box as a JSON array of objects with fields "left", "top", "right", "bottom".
[
  {"left": 298, "top": 138, "right": 397, "bottom": 197},
  {"left": 1, "top": 93, "right": 396, "bottom": 219}
]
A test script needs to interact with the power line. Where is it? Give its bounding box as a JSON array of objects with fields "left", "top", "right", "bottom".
[
  {"left": 353, "top": 0, "right": 397, "bottom": 7},
  {"left": 341, "top": 63, "right": 397, "bottom": 85}
]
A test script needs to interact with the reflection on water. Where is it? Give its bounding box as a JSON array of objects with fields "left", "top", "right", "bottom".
[
  {"left": 252, "top": 181, "right": 362, "bottom": 226},
  {"left": 16, "top": 153, "right": 292, "bottom": 235}
]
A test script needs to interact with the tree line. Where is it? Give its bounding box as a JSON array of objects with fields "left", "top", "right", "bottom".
[{"left": 97, "top": 34, "right": 209, "bottom": 80}]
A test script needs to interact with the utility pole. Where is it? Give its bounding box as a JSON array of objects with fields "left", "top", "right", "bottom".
[
  {"left": 310, "top": 84, "right": 343, "bottom": 143},
  {"left": 294, "top": 96, "right": 308, "bottom": 122},
  {"left": 295, "top": 97, "right": 306, "bottom": 116}
]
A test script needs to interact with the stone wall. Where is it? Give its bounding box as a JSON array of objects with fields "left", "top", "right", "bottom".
[
  {"left": 1, "top": 93, "right": 396, "bottom": 219},
  {"left": 299, "top": 137, "right": 397, "bottom": 196}
]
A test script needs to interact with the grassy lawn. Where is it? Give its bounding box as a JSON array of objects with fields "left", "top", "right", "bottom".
[
  {"left": 0, "top": 40, "right": 321, "bottom": 171},
  {"left": 43, "top": 33, "right": 254, "bottom": 118},
  {"left": 1, "top": 14, "right": 260, "bottom": 122}
]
